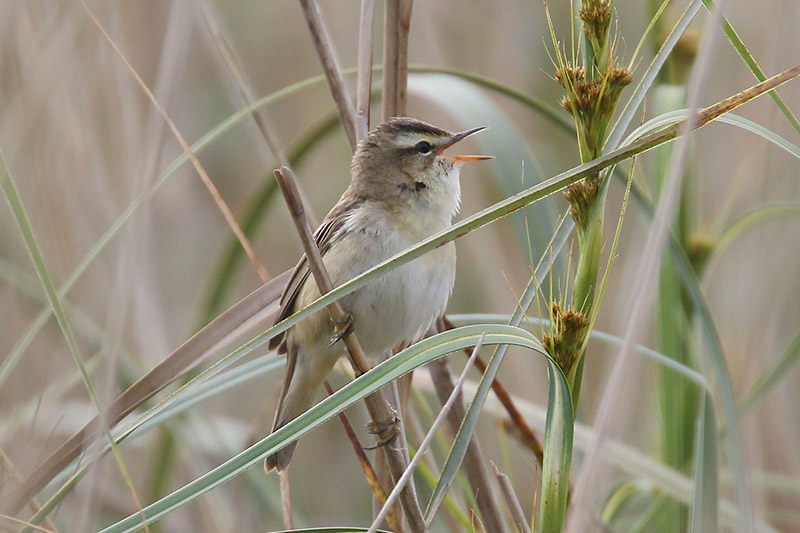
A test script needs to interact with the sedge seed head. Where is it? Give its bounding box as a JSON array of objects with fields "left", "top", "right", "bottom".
[
  {"left": 544, "top": 302, "right": 591, "bottom": 373},
  {"left": 563, "top": 174, "right": 601, "bottom": 229}
]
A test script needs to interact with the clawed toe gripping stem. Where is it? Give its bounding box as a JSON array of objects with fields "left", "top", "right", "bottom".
[
  {"left": 328, "top": 313, "right": 354, "bottom": 346},
  {"left": 364, "top": 412, "right": 400, "bottom": 449}
]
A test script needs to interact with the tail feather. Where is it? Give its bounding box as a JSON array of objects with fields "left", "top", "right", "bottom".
[
  {"left": 264, "top": 391, "right": 312, "bottom": 472},
  {"left": 265, "top": 431, "right": 298, "bottom": 472},
  {"left": 265, "top": 345, "right": 339, "bottom": 472}
]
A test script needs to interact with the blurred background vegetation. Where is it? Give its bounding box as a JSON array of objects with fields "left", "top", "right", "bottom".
[{"left": 1, "top": 1, "right": 799, "bottom": 531}]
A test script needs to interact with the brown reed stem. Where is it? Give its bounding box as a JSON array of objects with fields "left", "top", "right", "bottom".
[
  {"left": 441, "top": 316, "right": 545, "bottom": 465},
  {"left": 323, "top": 380, "right": 403, "bottom": 531},
  {"left": 197, "top": 0, "right": 319, "bottom": 227},
  {"left": 356, "top": 0, "right": 376, "bottom": 140},
  {"left": 299, "top": 0, "right": 359, "bottom": 150},
  {"left": 429, "top": 355, "right": 508, "bottom": 533},
  {"left": 382, "top": 0, "right": 414, "bottom": 120},
  {"left": 492, "top": 463, "right": 530, "bottom": 532}
]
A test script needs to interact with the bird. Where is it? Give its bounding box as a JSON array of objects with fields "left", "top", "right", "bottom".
[{"left": 265, "top": 117, "right": 490, "bottom": 472}]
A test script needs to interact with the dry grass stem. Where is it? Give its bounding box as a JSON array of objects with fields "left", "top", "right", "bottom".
[
  {"left": 369, "top": 334, "right": 487, "bottom": 533},
  {"left": 273, "top": 165, "right": 426, "bottom": 531},
  {"left": 429, "top": 356, "right": 508, "bottom": 533},
  {"left": 279, "top": 471, "right": 293, "bottom": 529},
  {"left": 7, "top": 271, "right": 289, "bottom": 514},
  {"left": 197, "top": 1, "right": 319, "bottom": 228},
  {"left": 299, "top": 0, "right": 359, "bottom": 151},
  {"left": 323, "top": 379, "right": 402, "bottom": 531},
  {"left": 356, "top": 0, "right": 376, "bottom": 140},
  {"left": 492, "top": 463, "right": 530, "bottom": 533},
  {"left": 77, "top": 1, "right": 270, "bottom": 284},
  {"left": 442, "top": 316, "right": 545, "bottom": 466},
  {"left": 381, "top": 0, "right": 413, "bottom": 120},
  {"left": 0, "top": 513, "right": 55, "bottom": 533},
  {"left": 197, "top": 0, "right": 287, "bottom": 168}
]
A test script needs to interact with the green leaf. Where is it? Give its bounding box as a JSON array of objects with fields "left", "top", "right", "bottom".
[
  {"left": 690, "top": 393, "right": 718, "bottom": 532},
  {"left": 1, "top": 146, "right": 143, "bottom": 525},
  {"left": 607, "top": 0, "right": 703, "bottom": 150},
  {"left": 98, "top": 325, "right": 551, "bottom": 533},
  {"left": 25, "top": 355, "right": 287, "bottom": 526},
  {"left": 424, "top": 215, "right": 573, "bottom": 525},
  {"left": 739, "top": 329, "right": 800, "bottom": 413},
  {"left": 668, "top": 233, "right": 753, "bottom": 529},
  {"left": 539, "top": 362, "right": 575, "bottom": 532},
  {"left": 0, "top": 72, "right": 335, "bottom": 388},
  {"left": 701, "top": 0, "right": 800, "bottom": 136},
  {"left": 621, "top": 111, "right": 800, "bottom": 161}
]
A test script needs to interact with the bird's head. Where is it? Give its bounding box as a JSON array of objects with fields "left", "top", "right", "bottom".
[{"left": 351, "top": 117, "right": 491, "bottom": 221}]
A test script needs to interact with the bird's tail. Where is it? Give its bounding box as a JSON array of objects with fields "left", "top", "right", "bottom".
[{"left": 265, "top": 345, "right": 338, "bottom": 472}]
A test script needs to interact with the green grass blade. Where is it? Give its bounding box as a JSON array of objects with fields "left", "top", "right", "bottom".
[
  {"left": 739, "top": 330, "right": 800, "bottom": 413},
  {"left": 701, "top": 0, "right": 800, "bottom": 136},
  {"left": 628, "top": 0, "right": 671, "bottom": 71},
  {"left": 690, "top": 393, "right": 719, "bottom": 532},
  {"left": 0, "top": 73, "right": 333, "bottom": 387},
  {"left": 538, "top": 363, "right": 574, "bottom": 532},
  {"left": 669, "top": 236, "right": 752, "bottom": 530},
  {"left": 0, "top": 146, "right": 144, "bottom": 523},
  {"left": 607, "top": 0, "right": 703, "bottom": 150},
  {"left": 97, "top": 325, "right": 550, "bottom": 533},
  {"left": 621, "top": 110, "right": 800, "bottom": 160},
  {"left": 424, "top": 216, "right": 572, "bottom": 523},
  {"left": 24, "top": 354, "right": 286, "bottom": 526},
  {"left": 715, "top": 203, "right": 800, "bottom": 256}
]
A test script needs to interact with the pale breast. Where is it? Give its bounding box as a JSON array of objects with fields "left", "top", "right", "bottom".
[{"left": 328, "top": 203, "right": 456, "bottom": 357}]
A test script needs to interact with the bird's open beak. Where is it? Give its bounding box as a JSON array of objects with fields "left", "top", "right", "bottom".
[{"left": 439, "top": 126, "right": 493, "bottom": 162}]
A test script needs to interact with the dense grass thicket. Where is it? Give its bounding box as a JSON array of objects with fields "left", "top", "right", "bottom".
[{"left": 1, "top": 1, "right": 799, "bottom": 532}]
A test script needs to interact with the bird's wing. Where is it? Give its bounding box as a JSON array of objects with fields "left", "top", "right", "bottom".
[{"left": 267, "top": 195, "right": 362, "bottom": 353}]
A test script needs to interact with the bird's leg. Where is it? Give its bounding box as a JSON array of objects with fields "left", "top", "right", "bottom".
[
  {"left": 364, "top": 420, "right": 399, "bottom": 449},
  {"left": 328, "top": 312, "right": 354, "bottom": 346},
  {"left": 366, "top": 411, "right": 399, "bottom": 434},
  {"left": 363, "top": 406, "right": 400, "bottom": 448}
]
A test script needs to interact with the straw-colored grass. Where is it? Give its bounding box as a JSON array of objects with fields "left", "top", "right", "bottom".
[{"left": 1, "top": 2, "right": 799, "bottom": 532}]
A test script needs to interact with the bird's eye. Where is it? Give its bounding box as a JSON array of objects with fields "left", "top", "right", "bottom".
[{"left": 415, "top": 140, "right": 433, "bottom": 154}]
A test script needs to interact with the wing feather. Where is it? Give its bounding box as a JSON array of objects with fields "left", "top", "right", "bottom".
[{"left": 268, "top": 195, "right": 362, "bottom": 353}]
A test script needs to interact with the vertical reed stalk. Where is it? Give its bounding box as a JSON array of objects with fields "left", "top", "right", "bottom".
[{"left": 649, "top": 4, "right": 700, "bottom": 529}]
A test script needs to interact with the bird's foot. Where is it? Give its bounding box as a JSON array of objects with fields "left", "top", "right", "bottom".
[
  {"left": 363, "top": 431, "right": 399, "bottom": 450},
  {"left": 363, "top": 411, "right": 400, "bottom": 449},
  {"left": 366, "top": 412, "right": 400, "bottom": 435},
  {"left": 328, "top": 313, "right": 354, "bottom": 346}
]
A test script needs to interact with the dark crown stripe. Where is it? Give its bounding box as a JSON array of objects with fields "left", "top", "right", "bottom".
[{"left": 375, "top": 117, "right": 451, "bottom": 138}]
